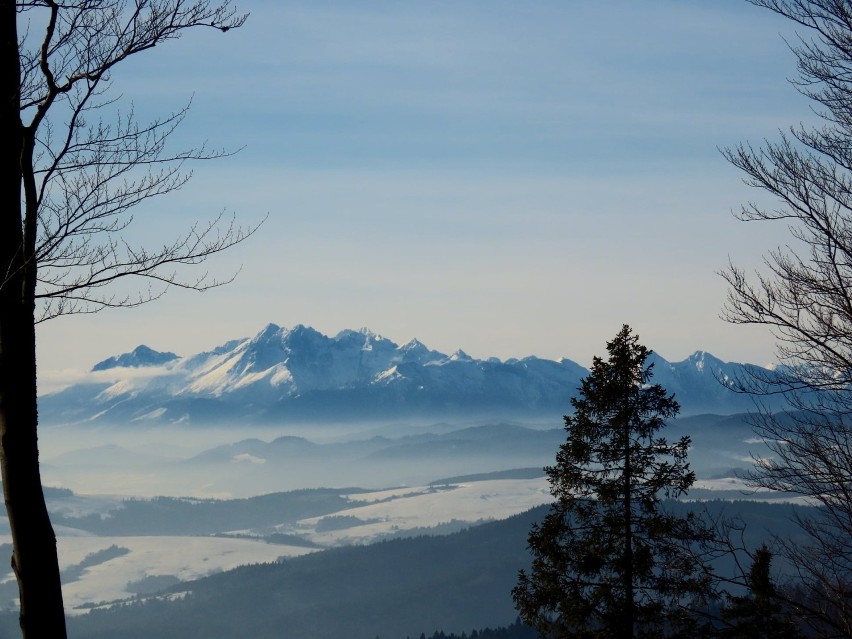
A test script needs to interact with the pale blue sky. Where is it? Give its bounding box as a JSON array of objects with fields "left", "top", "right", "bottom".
[{"left": 38, "top": 0, "right": 812, "bottom": 387}]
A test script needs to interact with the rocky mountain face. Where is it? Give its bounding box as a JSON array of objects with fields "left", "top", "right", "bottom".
[
  {"left": 40, "top": 324, "right": 777, "bottom": 426},
  {"left": 91, "top": 345, "right": 180, "bottom": 371}
]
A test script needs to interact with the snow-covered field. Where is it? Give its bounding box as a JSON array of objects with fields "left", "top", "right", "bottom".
[
  {"left": 0, "top": 478, "right": 556, "bottom": 612},
  {"left": 0, "top": 469, "right": 803, "bottom": 614},
  {"left": 289, "top": 478, "right": 553, "bottom": 546},
  {"left": 58, "top": 536, "right": 313, "bottom": 614},
  {"left": 691, "top": 477, "right": 812, "bottom": 504}
]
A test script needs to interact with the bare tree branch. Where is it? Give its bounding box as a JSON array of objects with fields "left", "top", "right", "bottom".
[
  {"left": 724, "top": 2, "right": 852, "bottom": 636},
  {"left": 1, "top": 2, "right": 252, "bottom": 637}
]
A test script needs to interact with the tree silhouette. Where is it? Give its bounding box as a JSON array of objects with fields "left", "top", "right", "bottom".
[
  {"left": 513, "top": 326, "right": 712, "bottom": 638},
  {"left": 719, "top": 545, "right": 802, "bottom": 639},
  {"left": 1, "top": 2, "right": 250, "bottom": 637},
  {"left": 721, "top": 2, "right": 852, "bottom": 634}
]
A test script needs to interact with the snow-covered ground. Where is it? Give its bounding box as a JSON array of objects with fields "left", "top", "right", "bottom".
[
  {"left": 0, "top": 478, "right": 556, "bottom": 612},
  {"left": 0, "top": 535, "right": 313, "bottom": 615},
  {"left": 288, "top": 478, "right": 553, "bottom": 546},
  {"left": 0, "top": 471, "right": 807, "bottom": 614},
  {"left": 691, "top": 477, "right": 812, "bottom": 504},
  {"left": 57, "top": 536, "right": 313, "bottom": 614}
]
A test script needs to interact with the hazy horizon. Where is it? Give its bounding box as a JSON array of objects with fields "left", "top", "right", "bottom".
[{"left": 36, "top": 1, "right": 801, "bottom": 381}]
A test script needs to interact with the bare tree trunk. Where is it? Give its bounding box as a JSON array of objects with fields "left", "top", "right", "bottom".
[
  {"left": 1, "top": 2, "right": 248, "bottom": 634},
  {"left": 0, "top": 1, "right": 67, "bottom": 636},
  {"left": 0, "top": 305, "right": 67, "bottom": 638}
]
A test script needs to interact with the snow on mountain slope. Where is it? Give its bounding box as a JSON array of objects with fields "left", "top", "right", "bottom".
[
  {"left": 92, "top": 345, "right": 180, "bottom": 371},
  {"left": 646, "top": 350, "right": 765, "bottom": 414},
  {"left": 40, "top": 324, "right": 782, "bottom": 425},
  {"left": 178, "top": 325, "right": 431, "bottom": 398}
]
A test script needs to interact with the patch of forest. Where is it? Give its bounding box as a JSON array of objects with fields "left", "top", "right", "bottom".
[
  {"left": 51, "top": 488, "right": 369, "bottom": 536},
  {"left": 61, "top": 500, "right": 815, "bottom": 639}
]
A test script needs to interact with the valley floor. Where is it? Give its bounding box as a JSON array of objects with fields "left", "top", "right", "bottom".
[{"left": 0, "top": 414, "right": 799, "bottom": 617}]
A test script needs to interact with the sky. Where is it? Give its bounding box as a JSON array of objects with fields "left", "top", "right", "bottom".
[{"left": 35, "top": 0, "right": 816, "bottom": 390}]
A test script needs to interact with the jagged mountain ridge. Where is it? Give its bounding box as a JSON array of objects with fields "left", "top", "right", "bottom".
[
  {"left": 40, "top": 324, "right": 775, "bottom": 425},
  {"left": 91, "top": 344, "right": 179, "bottom": 371}
]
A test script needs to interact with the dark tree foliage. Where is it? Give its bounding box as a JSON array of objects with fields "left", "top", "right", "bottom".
[
  {"left": 719, "top": 545, "right": 803, "bottom": 639},
  {"left": 412, "top": 618, "right": 538, "bottom": 639},
  {"left": 721, "top": 2, "right": 852, "bottom": 636},
  {"left": 513, "top": 325, "right": 713, "bottom": 639}
]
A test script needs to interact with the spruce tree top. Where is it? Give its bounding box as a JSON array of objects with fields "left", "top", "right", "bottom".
[{"left": 552, "top": 324, "right": 692, "bottom": 504}]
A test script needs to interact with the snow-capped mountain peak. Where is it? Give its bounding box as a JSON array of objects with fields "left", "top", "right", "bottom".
[
  {"left": 685, "top": 350, "right": 725, "bottom": 373},
  {"left": 42, "top": 324, "right": 784, "bottom": 426},
  {"left": 91, "top": 345, "right": 179, "bottom": 371}
]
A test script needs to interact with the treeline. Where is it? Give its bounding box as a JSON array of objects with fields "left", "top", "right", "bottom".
[
  {"left": 50, "top": 488, "right": 362, "bottom": 536},
  {"left": 60, "top": 501, "right": 814, "bottom": 639},
  {"left": 411, "top": 618, "right": 536, "bottom": 639}
]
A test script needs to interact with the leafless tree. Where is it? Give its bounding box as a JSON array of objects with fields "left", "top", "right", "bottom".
[
  {"left": 1, "top": 2, "right": 252, "bottom": 637},
  {"left": 721, "top": 1, "right": 852, "bottom": 636}
]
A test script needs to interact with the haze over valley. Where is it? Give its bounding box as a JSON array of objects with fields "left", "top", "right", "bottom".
[
  {"left": 0, "top": 322, "right": 804, "bottom": 637},
  {"left": 6, "top": 0, "right": 850, "bottom": 637},
  {"left": 35, "top": 323, "right": 783, "bottom": 496}
]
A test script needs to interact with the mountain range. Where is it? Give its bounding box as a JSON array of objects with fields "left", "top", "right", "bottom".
[{"left": 40, "top": 323, "right": 779, "bottom": 425}]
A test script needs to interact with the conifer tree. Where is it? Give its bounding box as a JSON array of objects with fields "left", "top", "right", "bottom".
[
  {"left": 513, "top": 325, "right": 712, "bottom": 638},
  {"left": 720, "top": 546, "right": 802, "bottom": 639}
]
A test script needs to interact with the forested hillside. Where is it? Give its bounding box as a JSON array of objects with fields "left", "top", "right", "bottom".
[{"left": 42, "top": 501, "right": 814, "bottom": 639}]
